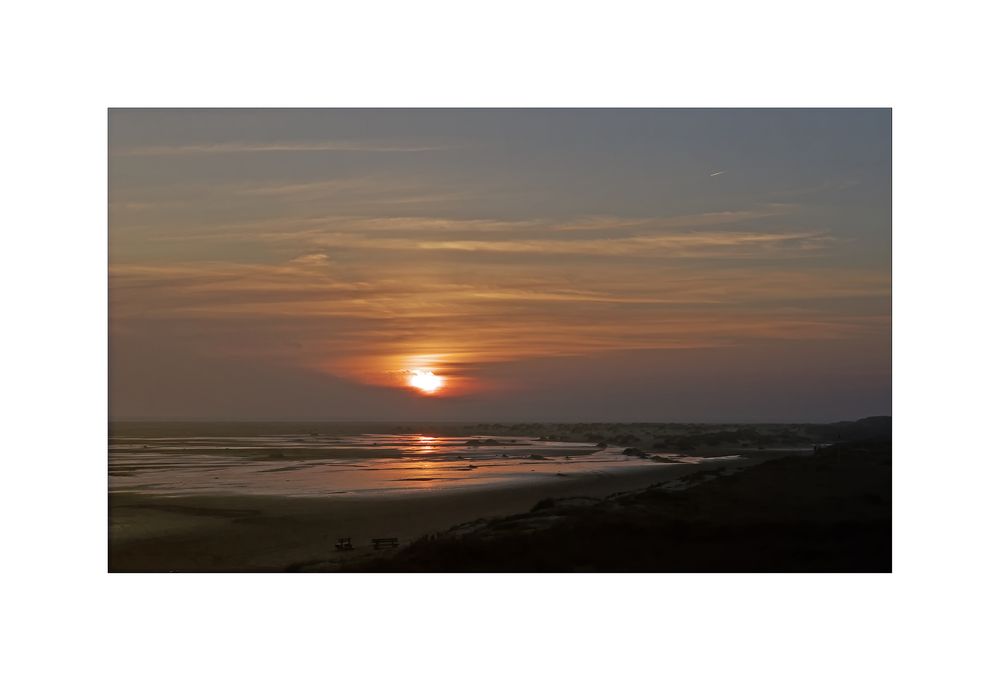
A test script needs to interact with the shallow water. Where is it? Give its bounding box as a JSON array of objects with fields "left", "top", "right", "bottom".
[{"left": 109, "top": 432, "right": 734, "bottom": 497}]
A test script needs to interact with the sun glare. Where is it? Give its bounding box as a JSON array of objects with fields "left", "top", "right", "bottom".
[{"left": 408, "top": 369, "right": 444, "bottom": 394}]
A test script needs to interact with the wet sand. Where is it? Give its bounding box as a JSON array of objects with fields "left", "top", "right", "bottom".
[
  {"left": 109, "top": 433, "right": 687, "bottom": 497},
  {"left": 110, "top": 459, "right": 744, "bottom": 572}
]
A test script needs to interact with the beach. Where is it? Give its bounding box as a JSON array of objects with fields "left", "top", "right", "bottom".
[
  {"left": 107, "top": 426, "right": 774, "bottom": 571},
  {"left": 107, "top": 423, "right": 828, "bottom": 571},
  {"left": 110, "top": 457, "right": 753, "bottom": 571}
]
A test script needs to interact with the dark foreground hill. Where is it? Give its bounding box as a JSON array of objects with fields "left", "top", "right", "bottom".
[{"left": 353, "top": 440, "right": 891, "bottom": 572}]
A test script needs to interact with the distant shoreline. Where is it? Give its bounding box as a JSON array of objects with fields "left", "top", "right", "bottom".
[{"left": 110, "top": 417, "right": 891, "bottom": 426}]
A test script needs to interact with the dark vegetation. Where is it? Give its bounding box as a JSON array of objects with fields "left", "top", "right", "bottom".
[{"left": 353, "top": 436, "right": 891, "bottom": 572}]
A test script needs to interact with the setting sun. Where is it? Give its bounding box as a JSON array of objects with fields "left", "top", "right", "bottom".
[{"left": 407, "top": 369, "right": 444, "bottom": 394}]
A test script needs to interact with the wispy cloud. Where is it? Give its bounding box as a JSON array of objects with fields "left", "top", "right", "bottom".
[
  {"left": 247, "top": 227, "right": 835, "bottom": 259},
  {"left": 110, "top": 189, "right": 863, "bottom": 388},
  {"left": 112, "top": 141, "right": 448, "bottom": 156},
  {"left": 547, "top": 206, "right": 794, "bottom": 232},
  {"left": 137, "top": 205, "right": 805, "bottom": 252},
  {"left": 288, "top": 253, "right": 330, "bottom": 266},
  {"left": 232, "top": 177, "right": 475, "bottom": 207},
  {"left": 110, "top": 255, "right": 888, "bottom": 384}
]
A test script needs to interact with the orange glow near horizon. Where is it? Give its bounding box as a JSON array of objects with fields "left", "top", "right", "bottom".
[{"left": 407, "top": 369, "right": 444, "bottom": 394}]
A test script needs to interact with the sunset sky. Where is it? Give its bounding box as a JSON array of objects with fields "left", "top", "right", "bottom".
[{"left": 109, "top": 109, "right": 890, "bottom": 421}]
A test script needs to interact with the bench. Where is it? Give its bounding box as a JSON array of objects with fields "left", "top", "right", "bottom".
[
  {"left": 372, "top": 537, "right": 399, "bottom": 550},
  {"left": 334, "top": 537, "right": 354, "bottom": 551}
]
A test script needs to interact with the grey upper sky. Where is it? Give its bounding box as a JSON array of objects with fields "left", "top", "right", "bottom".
[{"left": 109, "top": 109, "right": 890, "bottom": 422}]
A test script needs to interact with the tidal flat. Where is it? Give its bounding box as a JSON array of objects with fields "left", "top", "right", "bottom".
[{"left": 108, "top": 419, "right": 886, "bottom": 572}]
